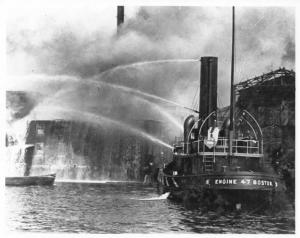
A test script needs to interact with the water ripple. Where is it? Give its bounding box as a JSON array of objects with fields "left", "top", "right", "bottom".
[{"left": 5, "top": 182, "right": 294, "bottom": 233}]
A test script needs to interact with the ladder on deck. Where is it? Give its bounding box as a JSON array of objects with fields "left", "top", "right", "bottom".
[{"left": 203, "top": 155, "right": 215, "bottom": 172}]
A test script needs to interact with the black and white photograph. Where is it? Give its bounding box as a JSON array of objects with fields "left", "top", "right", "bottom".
[{"left": 2, "top": 0, "right": 296, "bottom": 234}]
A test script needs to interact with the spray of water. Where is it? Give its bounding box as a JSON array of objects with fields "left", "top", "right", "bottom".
[
  {"left": 83, "top": 112, "right": 172, "bottom": 149},
  {"left": 79, "top": 110, "right": 173, "bottom": 149},
  {"left": 133, "top": 192, "right": 170, "bottom": 201},
  {"left": 91, "top": 79, "right": 198, "bottom": 113},
  {"left": 133, "top": 96, "right": 183, "bottom": 131},
  {"left": 27, "top": 80, "right": 183, "bottom": 132},
  {"left": 6, "top": 74, "right": 81, "bottom": 92},
  {"left": 6, "top": 59, "right": 199, "bottom": 176},
  {"left": 7, "top": 74, "right": 187, "bottom": 131},
  {"left": 98, "top": 58, "right": 199, "bottom": 77},
  {"left": 61, "top": 82, "right": 184, "bottom": 131},
  {"left": 32, "top": 104, "right": 173, "bottom": 149},
  {"left": 93, "top": 58, "right": 199, "bottom": 113},
  {"left": 5, "top": 116, "right": 31, "bottom": 176},
  {"left": 7, "top": 73, "right": 198, "bottom": 113}
]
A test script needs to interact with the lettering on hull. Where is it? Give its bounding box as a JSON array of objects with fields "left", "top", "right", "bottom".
[{"left": 205, "top": 178, "right": 278, "bottom": 188}]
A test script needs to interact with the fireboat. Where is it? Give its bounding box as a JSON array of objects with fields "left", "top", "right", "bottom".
[{"left": 158, "top": 7, "right": 285, "bottom": 210}]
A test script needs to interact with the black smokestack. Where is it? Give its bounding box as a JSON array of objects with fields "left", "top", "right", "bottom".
[
  {"left": 117, "top": 6, "right": 124, "bottom": 29},
  {"left": 199, "top": 57, "right": 218, "bottom": 132}
]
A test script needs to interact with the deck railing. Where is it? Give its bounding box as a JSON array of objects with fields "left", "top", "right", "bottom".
[{"left": 174, "top": 137, "right": 262, "bottom": 157}]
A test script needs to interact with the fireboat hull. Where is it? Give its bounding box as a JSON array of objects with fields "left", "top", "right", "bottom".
[
  {"left": 5, "top": 174, "right": 56, "bottom": 186},
  {"left": 159, "top": 172, "right": 285, "bottom": 210}
]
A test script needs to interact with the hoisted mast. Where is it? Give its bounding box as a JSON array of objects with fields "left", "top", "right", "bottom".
[{"left": 229, "top": 6, "right": 235, "bottom": 155}]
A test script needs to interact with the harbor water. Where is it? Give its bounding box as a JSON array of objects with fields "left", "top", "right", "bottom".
[{"left": 5, "top": 181, "right": 295, "bottom": 233}]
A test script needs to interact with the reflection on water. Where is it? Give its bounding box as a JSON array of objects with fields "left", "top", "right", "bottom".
[{"left": 5, "top": 182, "right": 294, "bottom": 233}]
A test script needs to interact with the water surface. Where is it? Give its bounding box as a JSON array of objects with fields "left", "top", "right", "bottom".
[{"left": 5, "top": 181, "right": 295, "bottom": 233}]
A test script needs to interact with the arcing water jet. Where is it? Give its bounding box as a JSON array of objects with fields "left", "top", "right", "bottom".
[
  {"left": 7, "top": 72, "right": 198, "bottom": 113},
  {"left": 82, "top": 112, "right": 173, "bottom": 149},
  {"left": 132, "top": 95, "right": 183, "bottom": 132},
  {"left": 31, "top": 104, "right": 173, "bottom": 150},
  {"left": 98, "top": 58, "right": 199, "bottom": 77},
  {"left": 29, "top": 81, "right": 183, "bottom": 132},
  {"left": 91, "top": 80, "right": 199, "bottom": 113}
]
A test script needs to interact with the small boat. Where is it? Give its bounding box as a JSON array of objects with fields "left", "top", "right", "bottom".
[
  {"left": 6, "top": 133, "right": 56, "bottom": 186},
  {"left": 5, "top": 173, "right": 56, "bottom": 186}
]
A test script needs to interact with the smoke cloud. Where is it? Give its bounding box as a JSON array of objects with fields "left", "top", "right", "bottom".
[
  {"left": 6, "top": 5, "right": 295, "bottom": 138},
  {"left": 6, "top": 91, "right": 40, "bottom": 123},
  {"left": 7, "top": 6, "right": 294, "bottom": 100}
]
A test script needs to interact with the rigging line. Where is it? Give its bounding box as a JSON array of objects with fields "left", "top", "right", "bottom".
[
  {"left": 235, "top": 45, "right": 250, "bottom": 84},
  {"left": 217, "top": 96, "right": 227, "bottom": 120},
  {"left": 216, "top": 96, "right": 221, "bottom": 121},
  {"left": 195, "top": 99, "right": 199, "bottom": 112},
  {"left": 234, "top": 15, "right": 245, "bottom": 85},
  {"left": 194, "top": 94, "right": 199, "bottom": 112},
  {"left": 191, "top": 86, "right": 199, "bottom": 111},
  {"left": 191, "top": 90, "right": 196, "bottom": 110},
  {"left": 240, "top": 14, "right": 266, "bottom": 31},
  {"left": 237, "top": 57, "right": 253, "bottom": 84},
  {"left": 190, "top": 87, "right": 196, "bottom": 110},
  {"left": 194, "top": 84, "right": 200, "bottom": 103},
  {"left": 236, "top": 13, "right": 267, "bottom": 84}
]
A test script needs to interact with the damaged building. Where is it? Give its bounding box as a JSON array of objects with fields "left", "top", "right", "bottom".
[
  {"left": 235, "top": 68, "right": 295, "bottom": 198},
  {"left": 5, "top": 92, "right": 174, "bottom": 181},
  {"left": 23, "top": 119, "right": 173, "bottom": 180}
]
